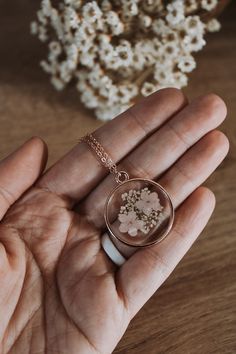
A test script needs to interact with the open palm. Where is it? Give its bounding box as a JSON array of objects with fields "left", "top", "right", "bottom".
[{"left": 0, "top": 89, "right": 228, "bottom": 354}]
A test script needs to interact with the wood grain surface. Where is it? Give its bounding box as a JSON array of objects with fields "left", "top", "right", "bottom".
[{"left": 0, "top": 1, "right": 235, "bottom": 353}]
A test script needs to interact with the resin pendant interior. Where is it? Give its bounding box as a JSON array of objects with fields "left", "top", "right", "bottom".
[{"left": 104, "top": 178, "right": 174, "bottom": 248}]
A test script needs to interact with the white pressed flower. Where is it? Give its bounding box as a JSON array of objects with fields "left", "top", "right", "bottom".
[
  {"left": 201, "top": 0, "right": 218, "bottom": 12},
  {"left": 177, "top": 55, "right": 196, "bottom": 73},
  {"left": 206, "top": 19, "right": 221, "bottom": 32}
]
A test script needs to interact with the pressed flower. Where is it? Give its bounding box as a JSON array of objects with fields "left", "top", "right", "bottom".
[
  {"left": 135, "top": 191, "right": 163, "bottom": 216},
  {"left": 118, "top": 211, "right": 145, "bottom": 237}
]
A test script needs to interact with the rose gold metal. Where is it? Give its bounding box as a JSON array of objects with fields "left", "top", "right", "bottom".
[{"left": 80, "top": 133, "right": 129, "bottom": 184}]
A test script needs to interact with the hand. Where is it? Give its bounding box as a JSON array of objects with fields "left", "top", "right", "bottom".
[{"left": 0, "top": 89, "right": 228, "bottom": 354}]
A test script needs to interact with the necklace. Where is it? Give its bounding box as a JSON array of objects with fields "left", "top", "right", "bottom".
[{"left": 80, "top": 133, "right": 174, "bottom": 254}]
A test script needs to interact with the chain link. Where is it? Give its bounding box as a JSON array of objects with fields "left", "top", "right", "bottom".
[{"left": 80, "top": 134, "right": 129, "bottom": 184}]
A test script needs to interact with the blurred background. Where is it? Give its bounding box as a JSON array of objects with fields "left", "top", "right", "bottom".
[{"left": 0, "top": 1, "right": 235, "bottom": 353}]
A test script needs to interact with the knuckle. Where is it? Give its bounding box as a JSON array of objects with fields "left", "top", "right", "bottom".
[
  {"left": 0, "top": 186, "right": 14, "bottom": 207},
  {"left": 121, "top": 157, "right": 152, "bottom": 180},
  {"left": 144, "top": 248, "right": 171, "bottom": 278}
]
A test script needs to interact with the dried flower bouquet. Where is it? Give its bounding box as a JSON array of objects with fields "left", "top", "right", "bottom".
[{"left": 31, "top": 0, "right": 222, "bottom": 121}]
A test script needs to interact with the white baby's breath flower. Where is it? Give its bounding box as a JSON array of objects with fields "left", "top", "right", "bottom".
[
  {"left": 201, "top": 0, "right": 218, "bottom": 12},
  {"left": 141, "top": 82, "right": 157, "bottom": 97},
  {"left": 177, "top": 55, "right": 196, "bottom": 73},
  {"left": 173, "top": 71, "right": 188, "bottom": 88},
  {"left": 118, "top": 211, "right": 145, "bottom": 237},
  {"left": 51, "top": 76, "right": 65, "bottom": 90},
  {"left": 115, "top": 41, "right": 133, "bottom": 67},
  {"left": 139, "top": 14, "right": 152, "bottom": 29},
  {"left": 166, "top": 0, "right": 185, "bottom": 26},
  {"left": 183, "top": 33, "right": 206, "bottom": 52},
  {"left": 152, "top": 18, "right": 168, "bottom": 36},
  {"left": 82, "top": 1, "right": 102, "bottom": 23},
  {"left": 40, "top": 60, "right": 53, "bottom": 74},
  {"left": 49, "top": 41, "right": 62, "bottom": 57},
  {"left": 31, "top": 0, "right": 222, "bottom": 120},
  {"left": 38, "top": 25, "right": 48, "bottom": 42},
  {"left": 206, "top": 18, "right": 221, "bottom": 32},
  {"left": 163, "top": 42, "right": 179, "bottom": 59},
  {"left": 30, "top": 21, "right": 38, "bottom": 35},
  {"left": 185, "top": 16, "right": 205, "bottom": 35},
  {"left": 185, "top": 0, "right": 199, "bottom": 14}
]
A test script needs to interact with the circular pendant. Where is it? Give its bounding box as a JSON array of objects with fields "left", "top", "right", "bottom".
[{"left": 104, "top": 178, "right": 174, "bottom": 249}]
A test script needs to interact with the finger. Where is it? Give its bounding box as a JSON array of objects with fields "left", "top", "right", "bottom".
[
  {"left": 79, "top": 94, "right": 227, "bottom": 227},
  {"left": 38, "top": 88, "right": 187, "bottom": 205},
  {"left": 0, "top": 137, "right": 48, "bottom": 219},
  {"left": 159, "top": 130, "right": 229, "bottom": 208},
  {"left": 117, "top": 187, "right": 216, "bottom": 317}
]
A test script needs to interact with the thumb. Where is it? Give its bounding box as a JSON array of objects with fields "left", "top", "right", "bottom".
[{"left": 0, "top": 137, "right": 48, "bottom": 219}]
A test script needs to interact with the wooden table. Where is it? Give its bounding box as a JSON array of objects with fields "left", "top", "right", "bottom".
[{"left": 0, "top": 1, "right": 235, "bottom": 353}]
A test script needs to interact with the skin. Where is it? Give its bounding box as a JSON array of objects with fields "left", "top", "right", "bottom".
[{"left": 0, "top": 89, "right": 229, "bottom": 354}]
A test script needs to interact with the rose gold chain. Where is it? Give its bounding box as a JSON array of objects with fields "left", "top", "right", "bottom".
[{"left": 80, "top": 133, "right": 129, "bottom": 184}]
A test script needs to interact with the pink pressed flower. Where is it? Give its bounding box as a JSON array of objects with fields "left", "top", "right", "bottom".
[
  {"left": 118, "top": 211, "right": 144, "bottom": 237},
  {"left": 135, "top": 191, "right": 162, "bottom": 215}
]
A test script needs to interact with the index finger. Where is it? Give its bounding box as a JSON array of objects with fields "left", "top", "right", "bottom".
[{"left": 37, "top": 88, "right": 187, "bottom": 206}]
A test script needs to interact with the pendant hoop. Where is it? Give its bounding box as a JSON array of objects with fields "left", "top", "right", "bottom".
[{"left": 104, "top": 178, "right": 174, "bottom": 250}]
